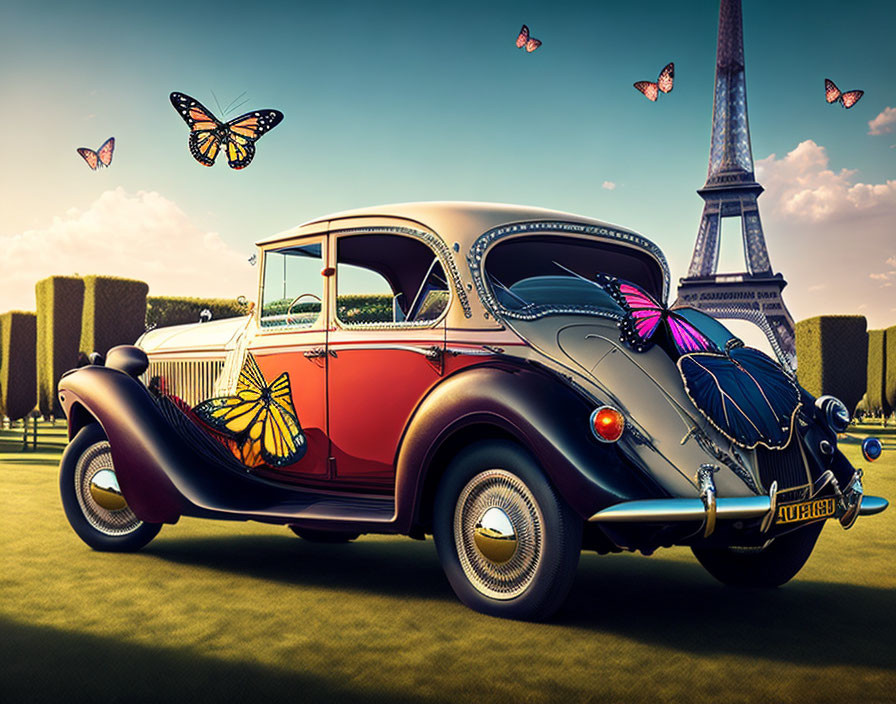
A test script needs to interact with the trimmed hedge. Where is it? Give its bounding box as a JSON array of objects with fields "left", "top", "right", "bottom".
[
  {"left": 80, "top": 276, "right": 149, "bottom": 356},
  {"left": 0, "top": 311, "right": 37, "bottom": 421},
  {"left": 335, "top": 294, "right": 393, "bottom": 324},
  {"left": 36, "top": 276, "right": 84, "bottom": 417},
  {"left": 794, "top": 315, "right": 867, "bottom": 412},
  {"left": 865, "top": 329, "right": 890, "bottom": 416},
  {"left": 146, "top": 297, "right": 246, "bottom": 328},
  {"left": 886, "top": 325, "right": 896, "bottom": 414}
]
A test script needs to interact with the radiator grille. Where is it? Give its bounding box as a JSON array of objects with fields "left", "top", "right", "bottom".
[
  {"left": 755, "top": 440, "right": 812, "bottom": 499},
  {"left": 144, "top": 359, "right": 224, "bottom": 407}
]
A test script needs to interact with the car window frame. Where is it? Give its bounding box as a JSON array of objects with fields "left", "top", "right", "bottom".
[
  {"left": 329, "top": 229, "right": 454, "bottom": 331},
  {"left": 257, "top": 235, "right": 328, "bottom": 333},
  {"left": 470, "top": 224, "right": 670, "bottom": 324}
]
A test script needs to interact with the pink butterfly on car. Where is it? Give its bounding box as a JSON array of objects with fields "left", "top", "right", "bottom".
[{"left": 596, "top": 274, "right": 717, "bottom": 355}]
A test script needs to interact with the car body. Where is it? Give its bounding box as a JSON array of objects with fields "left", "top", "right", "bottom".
[{"left": 58, "top": 201, "right": 888, "bottom": 619}]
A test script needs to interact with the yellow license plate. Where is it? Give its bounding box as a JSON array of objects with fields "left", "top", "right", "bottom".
[{"left": 776, "top": 497, "right": 837, "bottom": 525}]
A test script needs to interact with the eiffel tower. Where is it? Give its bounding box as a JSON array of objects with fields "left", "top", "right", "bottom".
[{"left": 675, "top": 0, "right": 797, "bottom": 368}]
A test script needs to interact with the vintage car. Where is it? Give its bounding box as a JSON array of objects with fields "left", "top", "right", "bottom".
[{"left": 57, "top": 202, "right": 888, "bottom": 620}]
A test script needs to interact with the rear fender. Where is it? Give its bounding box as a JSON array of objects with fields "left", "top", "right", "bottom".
[{"left": 394, "top": 362, "right": 666, "bottom": 532}]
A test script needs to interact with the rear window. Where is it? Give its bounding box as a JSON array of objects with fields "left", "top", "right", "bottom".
[{"left": 483, "top": 235, "right": 665, "bottom": 320}]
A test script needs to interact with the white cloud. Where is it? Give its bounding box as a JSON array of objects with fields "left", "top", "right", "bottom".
[
  {"left": 601, "top": 181, "right": 617, "bottom": 191},
  {"left": 0, "top": 188, "right": 257, "bottom": 312},
  {"left": 868, "top": 107, "right": 896, "bottom": 136},
  {"left": 752, "top": 141, "right": 896, "bottom": 328},
  {"left": 755, "top": 139, "right": 896, "bottom": 223}
]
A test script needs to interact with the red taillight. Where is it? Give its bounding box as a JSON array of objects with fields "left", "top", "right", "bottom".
[{"left": 590, "top": 406, "right": 625, "bottom": 443}]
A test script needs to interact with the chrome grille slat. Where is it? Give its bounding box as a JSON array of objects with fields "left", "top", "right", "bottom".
[
  {"left": 755, "top": 440, "right": 812, "bottom": 500},
  {"left": 144, "top": 359, "right": 224, "bottom": 406}
]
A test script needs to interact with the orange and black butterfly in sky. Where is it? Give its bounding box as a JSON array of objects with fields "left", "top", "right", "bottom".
[
  {"left": 825, "top": 79, "right": 863, "bottom": 109},
  {"left": 634, "top": 63, "right": 675, "bottom": 102},
  {"left": 515, "top": 24, "right": 541, "bottom": 53},
  {"left": 76, "top": 137, "right": 114, "bottom": 170},
  {"left": 169, "top": 92, "right": 284, "bottom": 169}
]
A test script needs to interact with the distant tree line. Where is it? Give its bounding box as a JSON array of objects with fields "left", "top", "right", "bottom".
[{"left": 0, "top": 275, "right": 246, "bottom": 422}]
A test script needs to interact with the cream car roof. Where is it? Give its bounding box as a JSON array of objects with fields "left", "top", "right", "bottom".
[
  {"left": 256, "top": 201, "right": 668, "bottom": 329},
  {"left": 257, "top": 201, "right": 634, "bottom": 248}
]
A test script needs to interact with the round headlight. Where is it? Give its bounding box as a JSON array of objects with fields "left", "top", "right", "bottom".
[{"left": 815, "top": 395, "right": 850, "bottom": 433}]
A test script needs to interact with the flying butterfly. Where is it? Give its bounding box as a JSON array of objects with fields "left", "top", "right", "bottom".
[
  {"left": 169, "top": 92, "right": 284, "bottom": 169},
  {"left": 194, "top": 353, "right": 306, "bottom": 468},
  {"left": 515, "top": 24, "right": 542, "bottom": 53},
  {"left": 824, "top": 78, "right": 863, "bottom": 109},
  {"left": 76, "top": 137, "right": 115, "bottom": 170},
  {"left": 596, "top": 275, "right": 718, "bottom": 355},
  {"left": 634, "top": 62, "right": 674, "bottom": 102}
]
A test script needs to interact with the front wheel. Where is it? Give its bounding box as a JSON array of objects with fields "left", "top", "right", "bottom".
[
  {"left": 60, "top": 423, "right": 162, "bottom": 552},
  {"left": 433, "top": 440, "right": 582, "bottom": 621},
  {"left": 691, "top": 521, "right": 824, "bottom": 587}
]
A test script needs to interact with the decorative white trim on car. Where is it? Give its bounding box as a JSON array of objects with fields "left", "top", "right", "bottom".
[
  {"left": 466, "top": 220, "right": 671, "bottom": 323},
  {"left": 331, "top": 225, "right": 473, "bottom": 319}
]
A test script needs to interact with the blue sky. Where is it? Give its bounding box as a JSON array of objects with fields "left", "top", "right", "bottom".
[{"left": 1, "top": 0, "right": 894, "bottom": 328}]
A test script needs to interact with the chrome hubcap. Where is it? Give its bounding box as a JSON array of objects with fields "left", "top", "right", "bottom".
[
  {"left": 473, "top": 507, "right": 517, "bottom": 564},
  {"left": 75, "top": 441, "right": 142, "bottom": 536},
  {"left": 89, "top": 469, "right": 128, "bottom": 511},
  {"left": 454, "top": 469, "right": 543, "bottom": 599}
]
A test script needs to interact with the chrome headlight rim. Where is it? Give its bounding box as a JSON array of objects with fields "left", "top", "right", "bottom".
[{"left": 815, "top": 395, "right": 850, "bottom": 434}]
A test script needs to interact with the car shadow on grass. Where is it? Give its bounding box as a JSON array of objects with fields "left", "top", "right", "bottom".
[
  {"left": 145, "top": 533, "right": 455, "bottom": 602},
  {"left": 0, "top": 615, "right": 422, "bottom": 704},
  {"left": 148, "top": 533, "right": 894, "bottom": 669},
  {"left": 562, "top": 551, "right": 896, "bottom": 670}
]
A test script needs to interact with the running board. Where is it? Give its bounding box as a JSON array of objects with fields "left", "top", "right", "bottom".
[{"left": 187, "top": 493, "right": 396, "bottom": 524}]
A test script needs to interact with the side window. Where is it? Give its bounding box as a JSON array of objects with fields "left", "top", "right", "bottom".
[
  {"left": 260, "top": 242, "right": 324, "bottom": 329},
  {"left": 336, "top": 233, "right": 450, "bottom": 326}
]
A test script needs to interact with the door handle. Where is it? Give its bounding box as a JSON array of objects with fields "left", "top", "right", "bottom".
[{"left": 303, "top": 348, "right": 327, "bottom": 359}]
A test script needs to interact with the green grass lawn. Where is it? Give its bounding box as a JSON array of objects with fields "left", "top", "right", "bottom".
[{"left": 1, "top": 422, "right": 894, "bottom": 703}]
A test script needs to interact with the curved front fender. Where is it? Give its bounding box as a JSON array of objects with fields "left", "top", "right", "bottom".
[
  {"left": 58, "top": 366, "right": 189, "bottom": 524},
  {"left": 394, "top": 362, "right": 667, "bottom": 531}
]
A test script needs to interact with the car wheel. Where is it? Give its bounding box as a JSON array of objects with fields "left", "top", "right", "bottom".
[
  {"left": 288, "top": 527, "right": 360, "bottom": 543},
  {"left": 433, "top": 440, "right": 582, "bottom": 620},
  {"left": 691, "top": 521, "right": 824, "bottom": 587},
  {"left": 59, "top": 423, "right": 162, "bottom": 552}
]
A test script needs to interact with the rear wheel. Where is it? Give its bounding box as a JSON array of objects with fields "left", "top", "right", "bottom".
[
  {"left": 289, "top": 527, "right": 360, "bottom": 543},
  {"left": 691, "top": 521, "right": 824, "bottom": 587},
  {"left": 60, "top": 423, "right": 162, "bottom": 552},
  {"left": 433, "top": 440, "right": 582, "bottom": 620}
]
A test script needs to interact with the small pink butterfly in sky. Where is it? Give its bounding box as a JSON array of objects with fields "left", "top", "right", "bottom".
[
  {"left": 515, "top": 24, "right": 541, "bottom": 53},
  {"left": 825, "top": 78, "right": 863, "bottom": 109},
  {"left": 76, "top": 137, "right": 114, "bottom": 170},
  {"left": 634, "top": 63, "right": 674, "bottom": 102}
]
